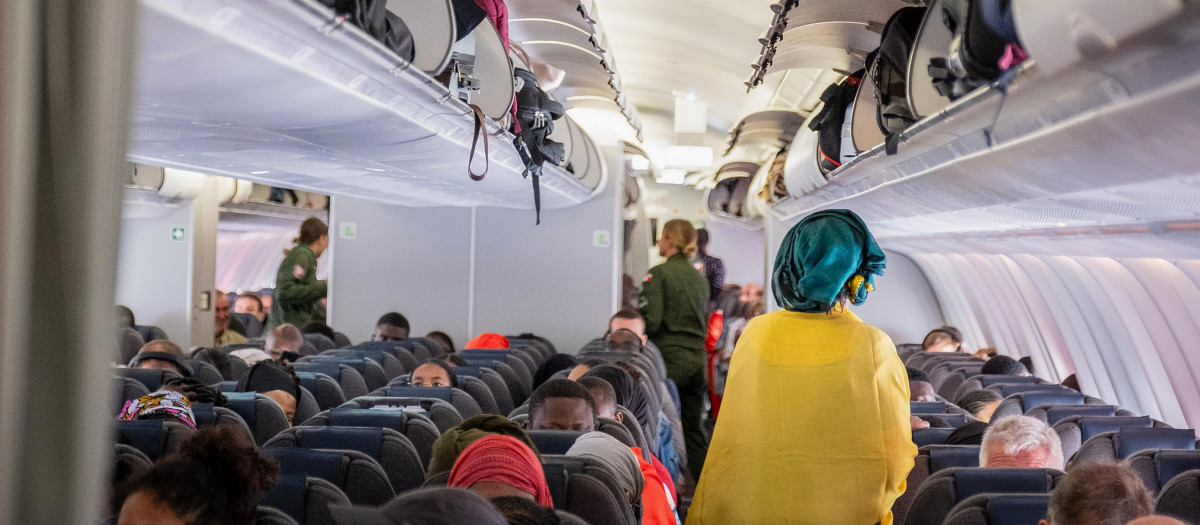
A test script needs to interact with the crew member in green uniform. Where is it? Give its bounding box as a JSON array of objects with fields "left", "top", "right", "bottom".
[
  {"left": 268, "top": 218, "right": 329, "bottom": 329},
  {"left": 640, "top": 218, "right": 710, "bottom": 478}
]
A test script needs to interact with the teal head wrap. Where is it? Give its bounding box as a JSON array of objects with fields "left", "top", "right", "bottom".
[{"left": 771, "top": 209, "right": 886, "bottom": 313}]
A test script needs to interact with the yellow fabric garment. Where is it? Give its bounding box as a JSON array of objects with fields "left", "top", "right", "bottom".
[{"left": 688, "top": 308, "right": 916, "bottom": 525}]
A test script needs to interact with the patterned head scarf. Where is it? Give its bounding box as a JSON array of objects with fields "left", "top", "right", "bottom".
[
  {"left": 119, "top": 390, "right": 197, "bottom": 429},
  {"left": 772, "top": 209, "right": 886, "bottom": 313},
  {"left": 567, "top": 431, "right": 644, "bottom": 504},
  {"left": 448, "top": 435, "right": 553, "bottom": 506}
]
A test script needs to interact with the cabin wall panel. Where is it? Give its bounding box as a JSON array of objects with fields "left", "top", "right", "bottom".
[
  {"left": 704, "top": 220, "right": 766, "bottom": 288},
  {"left": 327, "top": 200, "right": 473, "bottom": 345},
  {"left": 910, "top": 253, "right": 989, "bottom": 350},
  {"left": 851, "top": 250, "right": 945, "bottom": 346},
  {"left": 116, "top": 206, "right": 195, "bottom": 346}
]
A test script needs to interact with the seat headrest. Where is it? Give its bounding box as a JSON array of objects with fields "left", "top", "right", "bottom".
[
  {"left": 295, "top": 371, "right": 331, "bottom": 393},
  {"left": 115, "top": 420, "right": 167, "bottom": 461},
  {"left": 191, "top": 402, "right": 216, "bottom": 427},
  {"left": 913, "top": 428, "right": 956, "bottom": 447},
  {"left": 911, "top": 401, "right": 948, "bottom": 414},
  {"left": 291, "top": 362, "right": 343, "bottom": 381},
  {"left": 953, "top": 468, "right": 1053, "bottom": 502},
  {"left": 386, "top": 386, "right": 453, "bottom": 402},
  {"left": 1079, "top": 416, "right": 1152, "bottom": 442},
  {"left": 460, "top": 349, "right": 513, "bottom": 358},
  {"left": 541, "top": 456, "right": 589, "bottom": 509},
  {"left": 223, "top": 392, "right": 260, "bottom": 428},
  {"left": 262, "top": 447, "right": 348, "bottom": 487},
  {"left": 453, "top": 366, "right": 484, "bottom": 378},
  {"left": 1021, "top": 392, "right": 1084, "bottom": 412},
  {"left": 258, "top": 474, "right": 308, "bottom": 525},
  {"left": 1116, "top": 428, "right": 1197, "bottom": 459},
  {"left": 216, "top": 380, "right": 238, "bottom": 392},
  {"left": 948, "top": 362, "right": 984, "bottom": 372},
  {"left": 1045, "top": 405, "right": 1115, "bottom": 425},
  {"left": 985, "top": 494, "right": 1052, "bottom": 525},
  {"left": 460, "top": 357, "right": 506, "bottom": 368},
  {"left": 930, "top": 446, "right": 981, "bottom": 473},
  {"left": 1000, "top": 384, "right": 1069, "bottom": 397},
  {"left": 117, "top": 367, "right": 172, "bottom": 391},
  {"left": 979, "top": 375, "right": 1039, "bottom": 387},
  {"left": 309, "top": 356, "right": 377, "bottom": 375},
  {"left": 329, "top": 407, "right": 408, "bottom": 431},
  {"left": 1156, "top": 450, "right": 1200, "bottom": 487},
  {"left": 294, "top": 426, "right": 384, "bottom": 460},
  {"left": 528, "top": 430, "right": 586, "bottom": 455},
  {"left": 915, "top": 413, "right": 968, "bottom": 428}
]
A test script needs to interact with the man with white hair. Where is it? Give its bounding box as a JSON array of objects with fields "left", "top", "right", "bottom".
[{"left": 980, "top": 415, "right": 1065, "bottom": 469}]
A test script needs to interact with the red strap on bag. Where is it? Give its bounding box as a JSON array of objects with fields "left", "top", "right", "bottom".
[{"left": 706, "top": 310, "right": 724, "bottom": 420}]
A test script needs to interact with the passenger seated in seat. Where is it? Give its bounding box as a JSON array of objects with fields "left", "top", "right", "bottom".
[
  {"left": 981, "top": 355, "right": 1029, "bottom": 377},
  {"left": 448, "top": 435, "right": 553, "bottom": 506},
  {"left": 426, "top": 330, "right": 456, "bottom": 354},
  {"left": 690, "top": 210, "right": 916, "bottom": 525},
  {"left": 1040, "top": 463, "right": 1152, "bottom": 525},
  {"left": 923, "top": 326, "right": 963, "bottom": 353},
  {"left": 131, "top": 340, "right": 190, "bottom": 375},
  {"left": 264, "top": 323, "right": 304, "bottom": 363},
  {"left": 113, "top": 426, "right": 278, "bottom": 525},
  {"left": 577, "top": 376, "right": 681, "bottom": 497},
  {"left": 604, "top": 329, "right": 644, "bottom": 353},
  {"left": 161, "top": 377, "right": 227, "bottom": 407},
  {"left": 411, "top": 359, "right": 459, "bottom": 388},
  {"left": 979, "top": 415, "right": 1064, "bottom": 469},
  {"left": 214, "top": 292, "right": 247, "bottom": 347},
  {"left": 236, "top": 361, "right": 301, "bottom": 425},
  {"left": 427, "top": 414, "right": 538, "bottom": 478},
  {"left": 233, "top": 292, "right": 266, "bottom": 324},
  {"left": 490, "top": 496, "right": 562, "bottom": 525},
  {"left": 957, "top": 390, "right": 1003, "bottom": 422},
  {"left": 300, "top": 321, "right": 336, "bottom": 343},
  {"left": 576, "top": 376, "right": 623, "bottom": 424},
  {"left": 534, "top": 354, "right": 579, "bottom": 388},
  {"left": 568, "top": 432, "right": 681, "bottom": 525},
  {"left": 527, "top": 379, "right": 597, "bottom": 432},
  {"left": 372, "top": 312, "right": 410, "bottom": 342},
  {"left": 946, "top": 421, "right": 989, "bottom": 446},
  {"left": 118, "top": 390, "right": 197, "bottom": 429},
  {"left": 907, "top": 367, "right": 938, "bottom": 402},
  {"left": 608, "top": 309, "right": 649, "bottom": 345}
]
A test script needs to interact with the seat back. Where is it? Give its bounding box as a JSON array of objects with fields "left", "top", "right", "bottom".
[
  {"left": 944, "top": 493, "right": 1051, "bottom": 525},
  {"left": 938, "top": 367, "right": 982, "bottom": 401},
  {"left": 303, "top": 333, "right": 335, "bottom": 353},
  {"left": 954, "top": 374, "right": 1036, "bottom": 401},
  {"left": 1156, "top": 469, "right": 1200, "bottom": 524},
  {"left": 259, "top": 474, "right": 348, "bottom": 525},
  {"left": 115, "top": 419, "right": 194, "bottom": 461},
  {"left": 302, "top": 356, "right": 388, "bottom": 391},
  {"left": 992, "top": 391, "right": 1085, "bottom": 420},
  {"left": 296, "top": 387, "right": 321, "bottom": 426},
  {"left": 344, "top": 341, "right": 418, "bottom": 372},
  {"left": 115, "top": 367, "right": 181, "bottom": 392},
  {"left": 261, "top": 447, "right": 394, "bottom": 506},
  {"left": 378, "top": 385, "right": 482, "bottom": 419},
  {"left": 134, "top": 325, "right": 168, "bottom": 343},
  {"left": 186, "top": 359, "right": 225, "bottom": 385},
  {"left": 1128, "top": 449, "right": 1200, "bottom": 494},
  {"left": 302, "top": 407, "right": 440, "bottom": 468},
  {"left": 1075, "top": 428, "right": 1198, "bottom": 464},
  {"left": 1026, "top": 404, "right": 1117, "bottom": 425},
  {"left": 461, "top": 356, "right": 531, "bottom": 405},
  {"left": 290, "top": 362, "right": 369, "bottom": 400},
  {"left": 542, "top": 455, "right": 637, "bottom": 525},
  {"left": 224, "top": 392, "right": 291, "bottom": 445},
  {"left": 113, "top": 444, "right": 153, "bottom": 488},
  {"left": 324, "top": 348, "right": 405, "bottom": 380},
  {"left": 295, "top": 372, "right": 346, "bottom": 411},
  {"left": 266, "top": 426, "right": 424, "bottom": 493},
  {"left": 455, "top": 366, "right": 514, "bottom": 415},
  {"left": 343, "top": 397, "right": 463, "bottom": 434},
  {"left": 903, "top": 468, "right": 1063, "bottom": 525},
  {"left": 117, "top": 327, "right": 144, "bottom": 364},
  {"left": 913, "top": 428, "right": 957, "bottom": 447},
  {"left": 113, "top": 377, "right": 151, "bottom": 413},
  {"left": 190, "top": 402, "right": 256, "bottom": 444},
  {"left": 1054, "top": 415, "right": 1157, "bottom": 460},
  {"left": 894, "top": 445, "right": 981, "bottom": 525},
  {"left": 915, "top": 413, "right": 969, "bottom": 428},
  {"left": 254, "top": 505, "right": 300, "bottom": 525},
  {"left": 231, "top": 312, "right": 264, "bottom": 339},
  {"left": 988, "top": 383, "right": 1072, "bottom": 399},
  {"left": 529, "top": 430, "right": 587, "bottom": 455}
]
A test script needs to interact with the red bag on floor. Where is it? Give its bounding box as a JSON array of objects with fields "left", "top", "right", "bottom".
[{"left": 705, "top": 310, "right": 724, "bottom": 420}]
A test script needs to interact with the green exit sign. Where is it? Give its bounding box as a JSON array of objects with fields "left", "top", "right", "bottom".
[{"left": 170, "top": 227, "right": 185, "bottom": 242}]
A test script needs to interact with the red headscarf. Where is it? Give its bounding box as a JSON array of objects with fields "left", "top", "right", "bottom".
[
  {"left": 447, "top": 435, "right": 553, "bottom": 506},
  {"left": 465, "top": 333, "right": 510, "bottom": 350}
]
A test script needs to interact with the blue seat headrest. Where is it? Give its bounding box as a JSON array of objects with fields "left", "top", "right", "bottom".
[
  {"left": 294, "top": 372, "right": 320, "bottom": 393},
  {"left": 1156, "top": 450, "right": 1200, "bottom": 486},
  {"left": 1001, "top": 384, "right": 1069, "bottom": 397},
  {"left": 460, "top": 349, "right": 513, "bottom": 358},
  {"left": 1079, "top": 416, "right": 1152, "bottom": 442},
  {"left": 979, "top": 375, "right": 1039, "bottom": 387},
  {"left": 309, "top": 357, "right": 373, "bottom": 376},
  {"left": 953, "top": 468, "right": 1052, "bottom": 502},
  {"left": 1117, "top": 428, "right": 1197, "bottom": 459},
  {"left": 1021, "top": 392, "right": 1084, "bottom": 412},
  {"left": 295, "top": 426, "right": 384, "bottom": 461},
  {"left": 913, "top": 428, "right": 956, "bottom": 447},
  {"left": 1045, "top": 405, "right": 1115, "bottom": 425},
  {"left": 347, "top": 341, "right": 401, "bottom": 354},
  {"left": 386, "top": 386, "right": 453, "bottom": 402},
  {"left": 461, "top": 357, "right": 505, "bottom": 367},
  {"left": 453, "top": 366, "right": 484, "bottom": 378},
  {"left": 541, "top": 456, "right": 588, "bottom": 509},
  {"left": 986, "top": 494, "right": 1051, "bottom": 525},
  {"left": 258, "top": 474, "right": 307, "bottom": 525},
  {"left": 914, "top": 413, "right": 968, "bottom": 428},
  {"left": 911, "top": 401, "right": 947, "bottom": 414},
  {"left": 217, "top": 380, "right": 238, "bottom": 392},
  {"left": 262, "top": 447, "right": 348, "bottom": 487},
  {"left": 930, "top": 447, "right": 980, "bottom": 473},
  {"left": 329, "top": 407, "right": 408, "bottom": 431},
  {"left": 529, "top": 430, "right": 586, "bottom": 455},
  {"left": 291, "top": 362, "right": 343, "bottom": 381},
  {"left": 119, "top": 368, "right": 166, "bottom": 391},
  {"left": 224, "top": 392, "right": 259, "bottom": 429},
  {"left": 336, "top": 349, "right": 390, "bottom": 362},
  {"left": 115, "top": 420, "right": 167, "bottom": 461},
  {"left": 191, "top": 402, "right": 216, "bottom": 427}
]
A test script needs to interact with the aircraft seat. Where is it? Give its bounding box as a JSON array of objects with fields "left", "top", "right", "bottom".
[
  {"left": 914, "top": 428, "right": 957, "bottom": 447},
  {"left": 231, "top": 312, "right": 263, "bottom": 339},
  {"left": 301, "top": 356, "right": 388, "bottom": 391},
  {"left": 224, "top": 392, "right": 291, "bottom": 446},
  {"left": 112, "top": 443, "right": 153, "bottom": 488},
  {"left": 893, "top": 445, "right": 982, "bottom": 525},
  {"left": 115, "top": 367, "right": 182, "bottom": 392},
  {"left": 134, "top": 325, "right": 168, "bottom": 344},
  {"left": 373, "top": 385, "right": 482, "bottom": 419},
  {"left": 324, "top": 348, "right": 405, "bottom": 380},
  {"left": 113, "top": 377, "right": 150, "bottom": 414},
  {"left": 461, "top": 356, "right": 532, "bottom": 405},
  {"left": 453, "top": 366, "right": 515, "bottom": 415},
  {"left": 254, "top": 506, "right": 300, "bottom": 525},
  {"left": 344, "top": 397, "right": 463, "bottom": 434},
  {"left": 301, "top": 407, "right": 439, "bottom": 468},
  {"left": 261, "top": 447, "right": 394, "bottom": 506},
  {"left": 1156, "top": 469, "right": 1200, "bottom": 524},
  {"left": 189, "top": 401, "right": 255, "bottom": 445},
  {"left": 295, "top": 371, "right": 347, "bottom": 411},
  {"left": 1072, "top": 428, "right": 1198, "bottom": 466},
  {"left": 542, "top": 455, "right": 638, "bottom": 525},
  {"left": 929, "top": 362, "right": 984, "bottom": 392},
  {"left": 290, "top": 362, "right": 369, "bottom": 400},
  {"left": 266, "top": 426, "right": 424, "bottom": 493},
  {"left": 186, "top": 359, "right": 225, "bottom": 385},
  {"left": 296, "top": 387, "right": 321, "bottom": 426},
  {"left": 991, "top": 391, "right": 1095, "bottom": 421},
  {"left": 953, "top": 374, "right": 1040, "bottom": 402},
  {"left": 902, "top": 468, "right": 1063, "bottom": 525},
  {"left": 388, "top": 374, "right": 499, "bottom": 415},
  {"left": 944, "top": 493, "right": 1051, "bottom": 525},
  {"left": 303, "top": 333, "right": 335, "bottom": 354},
  {"left": 1053, "top": 415, "right": 1167, "bottom": 460},
  {"left": 259, "top": 473, "right": 348, "bottom": 525},
  {"left": 1024, "top": 404, "right": 1120, "bottom": 425},
  {"left": 528, "top": 430, "right": 588, "bottom": 455},
  {"left": 914, "top": 413, "right": 970, "bottom": 428},
  {"left": 115, "top": 419, "right": 194, "bottom": 461},
  {"left": 117, "top": 327, "right": 144, "bottom": 365},
  {"left": 1127, "top": 449, "right": 1200, "bottom": 494},
  {"left": 937, "top": 366, "right": 985, "bottom": 400}
]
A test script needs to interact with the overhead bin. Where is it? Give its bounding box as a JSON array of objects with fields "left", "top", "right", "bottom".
[
  {"left": 706, "top": 162, "right": 764, "bottom": 230},
  {"left": 769, "top": 22, "right": 882, "bottom": 74},
  {"left": 724, "top": 110, "right": 808, "bottom": 157},
  {"left": 128, "top": 0, "right": 603, "bottom": 211}
]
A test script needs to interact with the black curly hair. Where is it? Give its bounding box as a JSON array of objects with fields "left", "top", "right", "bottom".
[
  {"left": 112, "top": 426, "right": 279, "bottom": 524},
  {"left": 162, "top": 376, "right": 228, "bottom": 407}
]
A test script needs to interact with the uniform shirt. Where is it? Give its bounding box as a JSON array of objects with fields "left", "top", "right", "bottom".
[
  {"left": 215, "top": 329, "right": 247, "bottom": 348},
  {"left": 640, "top": 253, "right": 709, "bottom": 358},
  {"left": 688, "top": 308, "right": 917, "bottom": 525},
  {"left": 267, "top": 244, "right": 327, "bottom": 329}
]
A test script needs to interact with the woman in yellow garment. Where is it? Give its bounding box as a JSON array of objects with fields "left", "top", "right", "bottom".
[{"left": 688, "top": 209, "right": 916, "bottom": 525}]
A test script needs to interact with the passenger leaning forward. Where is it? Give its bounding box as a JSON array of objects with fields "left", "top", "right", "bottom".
[{"left": 688, "top": 209, "right": 917, "bottom": 525}]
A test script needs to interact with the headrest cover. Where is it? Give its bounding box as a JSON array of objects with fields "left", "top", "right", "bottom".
[
  {"left": 912, "top": 428, "right": 956, "bottom": 447},
  {"left": 296, "top": 426, "right": 384, "bottom": 460},
  {"left": 953, "top": 468, "right": 1051, "bottom": 501},
  {"left": 528, "top": 430, "right": 586, "bottom": 455},
  {"left": 1021, "top": 392, "right": 1084, "bottom": 412},
  {"left": 329, "top": 407, "right": 407, "bottom": 431},
  {"left": 262, "top": 447, "right": 348, "bottom": 487},
  {"left": 1079, "top": 416, "right": 1151, "bottom": 443},
  {"left": 914, "top": 413, "right": 967, "bottom": 428},
  {"left": 222, "top": 392, "right": 260, "bottom": 427},
  {"left": 1044, "top": 405, "right": 1115, "bottom": 425},
  {"left": 127, "top": 352, "right": 191, "bottom": 376},
  {"left": 986, "top": 494, "right": 1052, "bottom": 525},
  {"left": 115, "top": 419, "right": 167, "bottom": 460},
  {"left": 1000, "top": 384, "right": 1067, "bottom": 397},
  {"left": 1156, "top": 450, "right": 1200, "bottom": 487},
  {"left": 292, "top": 362, "right": 342, "bottom": 380},
  {"left": 979, "top": 375, "right": 1039, "bottom": 387},
  {"left": 1117, "top": 428, "right": 1197, "bottom": 459},
  {"left": 387, "top": 386, "right": 454, "bottom": 402},
  {"left": 929, "top": 447, "right": 981, "bottom": 473},
  {"left": 259, "top": 474, "right": 307, "bottom": 525},
  {"left": 452, "top": 366, "right": 484, "bottom": 378},
  {"left": 911, "top": 401, "right": 947, "bottom": 414}
]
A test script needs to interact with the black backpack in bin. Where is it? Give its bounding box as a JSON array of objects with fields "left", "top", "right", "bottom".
[
  {"left": 870, "top": 6, "right": 927, "bottom": 155},
  {"left": 808, "top": 70, "right": 864, "bottom": 174},
  {"left": 512, "top": 68, "right": 565, "bottom": 225}
]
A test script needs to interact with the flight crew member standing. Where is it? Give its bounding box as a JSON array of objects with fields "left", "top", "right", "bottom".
[
  {"left": 689, "top": 209, "right": 916, "bottom": 525},
  {"left": 268, "top": 218, "right": 329, "bottom": 329},
  {"left": 640, "top": 219, "right": 710, "bottom": 479}
]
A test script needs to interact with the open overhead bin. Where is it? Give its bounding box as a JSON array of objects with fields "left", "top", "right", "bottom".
[
  {"left": 724, "top": 110, "right": 808, "bottom": 158},
  {"left": 706, "top": 162, "right": 764, "bottom": 230},
  {"left": 128, "top": 0, "right": 604, "bottom": 211}
]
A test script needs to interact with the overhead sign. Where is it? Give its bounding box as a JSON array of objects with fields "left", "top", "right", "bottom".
[{"left": 170, "top": 227, "right": 185, "bottom": 241}]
